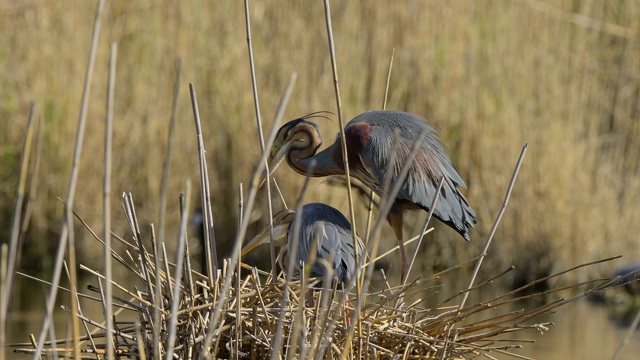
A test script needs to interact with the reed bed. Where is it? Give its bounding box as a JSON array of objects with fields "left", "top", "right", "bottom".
[
  {"left": 3, "top": 1, "right": 640, "bottom": 359},
  {"left": 8, "top": 214, "right": 626, "bottom": 359}
]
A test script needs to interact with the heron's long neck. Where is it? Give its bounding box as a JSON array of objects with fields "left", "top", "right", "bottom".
[{"left": 288, "top": 144, "right": 341, "bottom": 177}]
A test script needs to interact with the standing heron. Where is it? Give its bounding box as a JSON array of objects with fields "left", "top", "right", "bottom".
[
  {"left": 265, "top": 110, "right": 476, "bottom": 282},
  {"left": 242, "top": 203, "right": 364, "bottom": 283}
]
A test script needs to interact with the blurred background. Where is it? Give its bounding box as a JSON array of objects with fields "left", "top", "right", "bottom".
[{"left": 2, "top": 0, "right": 640, "bottom": 356}]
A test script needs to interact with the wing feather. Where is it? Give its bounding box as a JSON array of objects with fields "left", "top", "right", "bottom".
[{"left": 347, "top": 111, "right": 476, "bottom": 238}]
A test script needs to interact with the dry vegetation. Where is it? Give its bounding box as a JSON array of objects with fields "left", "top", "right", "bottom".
[
  {"left": 6, "top": 183, "right": 628, "bottom": 358},
  {"left": 8, "top": 239, "right": 623, "bottom": 359},
  {"left": 2, "top": 0, "right": 640, "bottom": 358},
  {"left": 2, "top": 1, "right": 640, "bottom": 281}
]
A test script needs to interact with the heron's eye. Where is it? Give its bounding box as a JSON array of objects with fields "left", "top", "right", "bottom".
[{"left": 270, "top": 143, "right": 280, "bottom": 157}]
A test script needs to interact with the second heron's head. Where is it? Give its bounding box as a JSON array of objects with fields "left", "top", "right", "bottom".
[{"left": 241, "top": 208, "right": 295, "bottom": 256}]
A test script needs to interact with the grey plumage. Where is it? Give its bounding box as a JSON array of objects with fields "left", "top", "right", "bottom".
[
  {"left": 285, "top": 203, "right": 363, "bottom": 282},
  {"left": 242, "top": 203, "right": 364, "bottom": 283},
  {"left": 346, "top": 111, "right": 476, "bottom": 239}
]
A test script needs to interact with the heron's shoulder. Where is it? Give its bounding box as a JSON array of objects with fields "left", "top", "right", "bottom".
[
  {"left": 302, "top": 203, "right": 352, "bottom": 229},
  {"left": 347, "top": 110, "right": 435, "bottom": 132}
]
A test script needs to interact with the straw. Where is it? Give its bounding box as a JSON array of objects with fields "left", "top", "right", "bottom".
[{"left": 34, "top": 1, "right": 104, "bottom": 357}]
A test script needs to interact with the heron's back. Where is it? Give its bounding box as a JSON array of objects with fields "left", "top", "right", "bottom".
[
  {"left": 346, "top": 110, "right": 477, "bottom": 239},
  {"left": 287, "top": 203, "right": 363, "bottom": 282}
]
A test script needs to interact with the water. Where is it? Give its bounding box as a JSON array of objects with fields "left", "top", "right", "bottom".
[{"left": 512, "top": 300, "right": 640, "bottom": 359}]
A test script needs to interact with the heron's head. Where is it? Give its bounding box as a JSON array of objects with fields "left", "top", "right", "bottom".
[
  {"left": 260, "top": 119, "right": 322, "bottom": 186},
  {"left": 241, "top": 208, "right": 296, "bottom": 256}
]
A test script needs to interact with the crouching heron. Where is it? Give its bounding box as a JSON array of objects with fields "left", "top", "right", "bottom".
[
  {"left": 242, "top": 202, "right": 364, "bottom": 284},
  {"left": 264, "top": 110, "right": 476, "bottom": 282}
]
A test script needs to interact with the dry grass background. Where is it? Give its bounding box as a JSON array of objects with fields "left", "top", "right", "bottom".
[{"left": 2, "top": 0, "right": 640, "bottom": 291}]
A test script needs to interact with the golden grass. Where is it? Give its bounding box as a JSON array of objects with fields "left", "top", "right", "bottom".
[
  {"left": 3, "top": 2, "right": 640, "bottom": 358},
  {"left": 2, "top": 0, "right": 640, "bottom": 293}
]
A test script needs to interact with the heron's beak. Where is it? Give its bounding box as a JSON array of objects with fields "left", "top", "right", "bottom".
[
  {"left": 241, "top": 222, "right": 289, "bottom": 257},
  {"left": 258, "top": 142, "right": 290, "bottom": 188}
]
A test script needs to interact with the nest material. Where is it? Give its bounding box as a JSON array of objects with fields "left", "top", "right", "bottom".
[{"left": 11, "top": 227, "right": 622, "bottom": 359}]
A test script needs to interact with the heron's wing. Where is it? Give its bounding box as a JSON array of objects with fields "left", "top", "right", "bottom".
[
  {"left": 322, "top": 224, "right": 366, "bottom": 282},
  {"left": 293, "top": 220, "right": 344, "bottom": 279},
  {"left": 290, "top": 203, "right": 364, "bottom": 280},
  {"left": 353, "top": 111, "right": 477, "bottom": 238},
  {"left": 335, "top": 227, "right": 364, "bottom": 282}
]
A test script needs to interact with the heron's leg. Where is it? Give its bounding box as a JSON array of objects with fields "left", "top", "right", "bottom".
[
  {"left": 344, "top": 289, "right": 351, "bottom": 327},
  {"left": 388, "top": 206, "right": 408, "bottom": 283},
  {"left": 306, "top": 288, "right": 315, "bottom": 308}
]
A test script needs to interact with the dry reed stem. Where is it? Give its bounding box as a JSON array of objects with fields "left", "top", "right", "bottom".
[
  {"left": 190, "top": 83, "right": 218, "bottom": 286},
  {"left": 16, "top": 113, "right": 45, "bottom": 266},
  {"left": 362, "top": 228, "right": 435, "bottom": 267},
  {"left": 103, "top": 41, "right": 117, "bottom": 359},
  {"left": 61, "top": 262, "right": 99, "bottom": 355},
  {"left": 244, "top": 0, "right": 278, "bottom": 279},
  {"left": 458, "top": 143, "right": 529, "bottom": 310},
  {"left": 157, "top": 57, "right": 182, "bottom": 246},
  {"left": 322, "top": 3, "right": 363, "bottom": 348},
  {"left": 33, "top": 1, "right": 104, "bottom": 357},
  {"left": 150, "top": 224, "right": 163, "bottom": 359},
  {"left": 612, "top": 306, "right": 640, "bottom": 360},
  {"left": 14, "top": 272, "right": 131, "bottom": 312},
  {"left": 441, "top": 142, "right": 528, "bottom": 358},
  {"left": 125, "top": 193, "right": 156, "bottom": 307},
  {"left": 235, "top": 183, "right": 244, "bottom": 360},
  {"left": 271, "top": 179, "right": 288, "bottom": 209},
  {"left": 166, "top": 188, "right": 190, "bottom": 359}
]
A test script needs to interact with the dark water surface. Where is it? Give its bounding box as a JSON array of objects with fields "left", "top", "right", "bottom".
[{"left": 511, "top": 300, "right": 640, "bottom": 359}]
